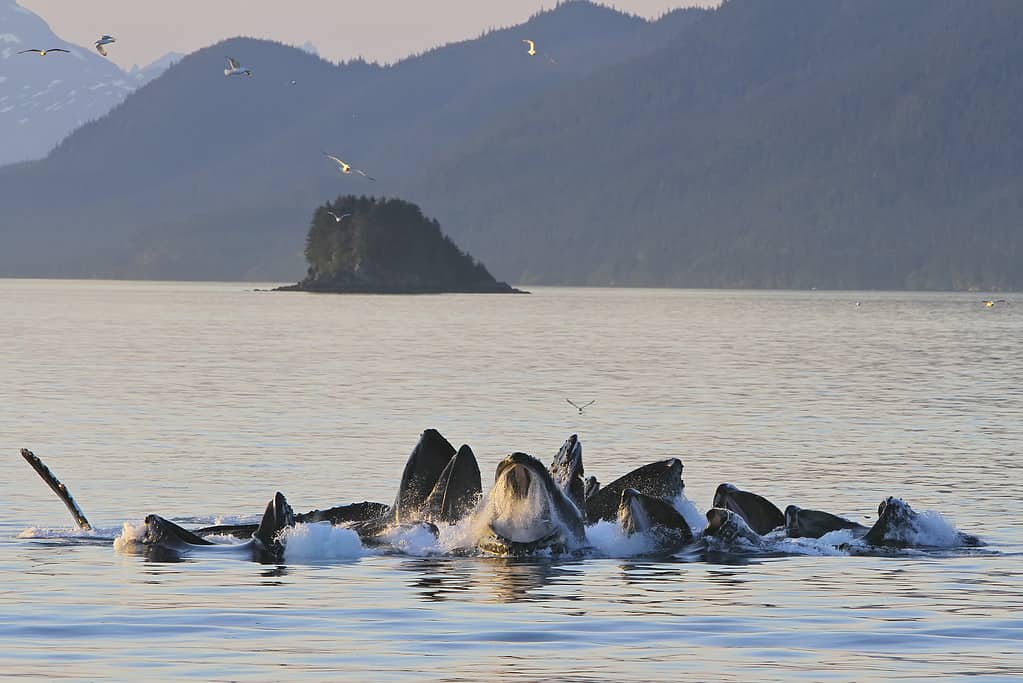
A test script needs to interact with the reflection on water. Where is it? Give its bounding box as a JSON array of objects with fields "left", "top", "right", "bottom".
[{"left": 1, "top": 281, "right": 1022, "bottom": 681}]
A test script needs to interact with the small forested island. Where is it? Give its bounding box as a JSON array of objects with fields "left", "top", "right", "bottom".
[{"left": 278, "top": 196, "right": 525, "bottom": 294}]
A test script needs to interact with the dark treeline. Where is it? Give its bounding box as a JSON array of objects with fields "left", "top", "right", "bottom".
[{"left": 286, "top": 196, "right": 520, "bottom": 293}]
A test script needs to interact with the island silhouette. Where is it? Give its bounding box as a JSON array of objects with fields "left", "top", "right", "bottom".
[{"left": 278, "top": 196, "right": 525, "bottom": 294}]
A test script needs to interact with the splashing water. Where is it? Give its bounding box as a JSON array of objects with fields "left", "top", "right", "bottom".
[
  {"left": 281, "top": 522, "right": 364, "bottom": 562},
  {"left": 113, "top": 521, "right": 147, "bottom": 553},
  {"left": 585, "top": 520, "right": 659, "bottom": 557}
]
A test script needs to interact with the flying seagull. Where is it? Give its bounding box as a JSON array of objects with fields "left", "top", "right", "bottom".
[
  {"left": 324, "top": 153, "right": 375, "bottom": 181},
  {"left": 326, "top": 211, "right": 352, "bottom": 223},
  {"left": 522, "top": 39, "right": 537, "bottom": 56},
  {"left": 94, "top": 35, "right": 116, "bottom": 57},
  {"left": 566, "top": 399, "right": 595, "bottom": 414},
  {"left": 18, "top": 48, "right": 70, "bottom": 56},
  {"left": 224, "top": 57, "right": 252, "bottom": 77},
  {"left": 983, "top": 299, "right": 1009, "bottom": 308}
]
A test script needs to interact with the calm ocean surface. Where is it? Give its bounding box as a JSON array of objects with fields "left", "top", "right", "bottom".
[{"left": 1, "top": 279, "right": 1021, "bottom": 681}]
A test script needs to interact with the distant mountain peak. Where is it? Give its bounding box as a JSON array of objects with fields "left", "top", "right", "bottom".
[{"left": 0, "top": 0, "right": 174, "bottom": 166}]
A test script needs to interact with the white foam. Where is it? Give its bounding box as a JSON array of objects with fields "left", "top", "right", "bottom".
[
  {"left": 113, "top": 520, "right": 147, "bottom": 553},
  {"left": 585, "top": 519, "right": 657, "bottom": 557},
  {"left": 17, "top": 525, "right": 118, "bottom": 540},
  {"left": 375, "top": 524, "right": 442, "bottom": 556},
  {"left": 670, "top": 493, "right": 706, "bottom": 533},
  {"left": 772, "top": 529, "right": 855, "bottom": 556},
  {"left": 281, "top": 522, "right": 365, "bottom": 562}
]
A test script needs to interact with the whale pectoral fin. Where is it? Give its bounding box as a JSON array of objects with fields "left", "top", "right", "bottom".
[
  {"left": 20, "top": 448, "right": 93, "bottom": 531},
  {"left": 252, "top": 492, "right": 294, "bottom": 559}
]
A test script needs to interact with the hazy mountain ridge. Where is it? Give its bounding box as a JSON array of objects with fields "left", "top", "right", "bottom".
[
  {"left": 2, "top": 0, "right": 1021, "bottom": 289},
  {"left": 0, "top": 1, "right": 178, "bottom": 166},
  {"left": 407, "top": 0, "right": 1023, "bottom": 289},
  {"left": 0, "top": 1, "right": 689, "bottom": 280}
]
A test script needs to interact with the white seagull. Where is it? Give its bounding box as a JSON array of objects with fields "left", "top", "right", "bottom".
[
  {"left": 566, "top": 399, "right": 595, "bottom": 414},
  {"left": 94, "top": 35, "right": 116, "bottom": 57},
  {"left": 522, "top": 39, "right": 537, "bottom": 56},
  {"left": 324, "top": 153, "right": 375, "bottom": 181},
  {"left": 17, "top": 48, "right": 70, "bottom": 56},
  {"left": 326, "top": 211, "right": 352, "bottom": 223},
  {"left": 224, "top": 57, "right": 252, "bottom": 77}
]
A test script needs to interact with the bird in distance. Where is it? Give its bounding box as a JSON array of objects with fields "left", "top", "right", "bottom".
[
  {"left": 566, "top": 399, "right": 595, "bottom": 414},
  {"left": 324, "top": 153, "right": 375, "bottom": 181},
  {"left": 94, "top": 35, "right": 116, "bottom": 57},
  {"left": 224, "top": 57, "right": 252, "bottom": 77},
  {"left": 18, "top": 48, "right": 70, "bottom": 56}
]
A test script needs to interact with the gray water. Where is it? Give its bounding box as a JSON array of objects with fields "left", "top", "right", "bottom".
[{"left": 1, "top": 279, "right": 1021, "bottom": 682}]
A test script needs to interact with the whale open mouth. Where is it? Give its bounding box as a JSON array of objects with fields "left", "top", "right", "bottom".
[{"left": 486, "top": 454, "right": 563, "bottom": 549}]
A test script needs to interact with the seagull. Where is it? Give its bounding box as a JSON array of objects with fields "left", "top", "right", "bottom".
[
  {"left": 983, "top": 299, "right": 1009, "bottom": 308},
  {"left": 566, "top": 399, "right": 595, "bottom": 414},
  {"left": 324, "top": 153, "right": 375, "bottom": 181},
  {"left": 326, "top": 211, "right": 352, "bottom": 223},
  {"left": 522, "top": 39, "right": 537, "bottom": 56},
  {"left": 17, "top": 48, "right": 70, "bottom": 56},
  {"left": 224, "top": 57, "right": 252, "bottom": 77},
  {"left": 94, "top": 35, "right": 116, "bottom": 57}
]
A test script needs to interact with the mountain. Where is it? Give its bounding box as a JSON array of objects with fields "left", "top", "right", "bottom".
[
  {"left": 281, "top": 195, "right": 522, "bottom": 293},
  {"left": 406, "top": 0, "right": 1023, "bottom": 289},
  {"left": 2, "top": 0, "right": 1021, "bottom": 290},
  {"left": 0, "top": 1, "right": 176, "bottom": 166},
  {"left": 0, "top": 1, "right": 694, "bottom": 280}
]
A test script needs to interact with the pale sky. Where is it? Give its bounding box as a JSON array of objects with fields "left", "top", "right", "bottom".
[{"left": 19, "top": 0, "right": 717, "bottom": 70}]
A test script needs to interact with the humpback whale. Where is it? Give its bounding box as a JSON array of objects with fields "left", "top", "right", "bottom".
[
  {"left": 712, "top": 483, "right": 784, "bottom": 535},
  {"left": 584, "top": 458, "right": 685, "bottom": 524},
  {"left": 20, "top": 430, "right": 480, "bottom": 556},
  {"left": 548, "top": 434, "right": 586, "bottom": 512},
  {"left": 863, "top": 497, "right": 980, "bottom": 548},
  {"left": 617, "top": 488, "right": 693, "bottom": 553},
  {"left": 143, "top": 491, "right": 295, "bottom": 562},
  {"left": 702, "top": 507, "right": 765, "bottom": 547},
  {"left": 784, "top": 505, "right": 867, "bottom": 539},
  {"left": 475, "top": 452, "right": 587, "bottom": 555},
  {"left": 347, "top": 431, "right": 482, "bottom": 540}
]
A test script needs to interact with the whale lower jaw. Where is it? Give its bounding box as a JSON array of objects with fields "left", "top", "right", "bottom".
[{"left": 477, "top": 526, "right": 569, "bottom": 556}]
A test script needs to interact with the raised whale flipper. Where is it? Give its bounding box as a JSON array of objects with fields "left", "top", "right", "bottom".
[
  {"left": 584, "top": 458, "right": 684, "bottom": 524},
  {"left": 392, "top": 429, "right": 457, "bottom": 523},
  {"left": 712, "top": 483, "right": 784, "bottom": 535},
  {"left": 20, "top": 448, "right": 92, "bottom": 530},
  {"left": 423, "top": 444, "right": 482, "bottom": 523}
]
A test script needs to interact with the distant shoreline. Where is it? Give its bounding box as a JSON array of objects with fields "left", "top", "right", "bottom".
[{"left": 273, "top": 282, "right": 528, "bottom": 295}]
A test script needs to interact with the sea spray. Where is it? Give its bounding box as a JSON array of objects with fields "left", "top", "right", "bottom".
[{"left": 282, "top": 522, "right": 364, "bottom": 562}]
